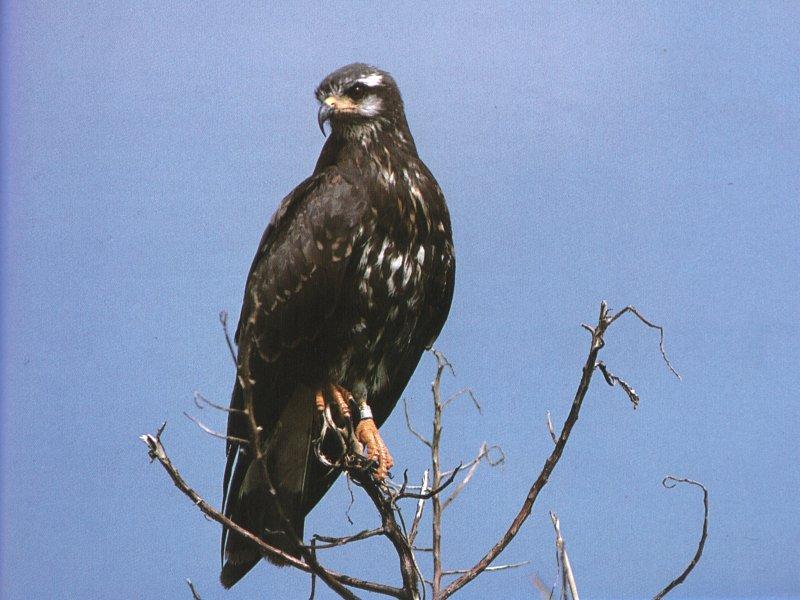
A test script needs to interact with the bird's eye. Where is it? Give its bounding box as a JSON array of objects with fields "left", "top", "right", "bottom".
[{"left": 347, "top": 82, "right": 367, "bottom": 100}]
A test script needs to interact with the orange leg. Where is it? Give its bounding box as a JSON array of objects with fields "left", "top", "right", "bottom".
[
  {"left": 356, "top": 416, "right": 394, "bottom": 480},
  {"left": 314, "top": 384, "right": 393, "bottom": 480},
  {"left": 314, "top": 384, "right": 352, "bottom": 419}
]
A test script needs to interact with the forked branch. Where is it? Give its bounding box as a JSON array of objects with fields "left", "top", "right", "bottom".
[{"left": 439, "top": 302, "right": 679, "bottom": 599}]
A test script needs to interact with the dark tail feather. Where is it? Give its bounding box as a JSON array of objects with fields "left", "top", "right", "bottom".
[
  {"left": 220, "top": 385, "right": 315, "bottom": 589},
  {"left": 220, "top": 555, "right": 260, "bottom": 589}
]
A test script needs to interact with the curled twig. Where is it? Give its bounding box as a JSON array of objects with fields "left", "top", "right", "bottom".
[
  {"left": 606, "top": 305, "right": 681, "bottom": 380},
  {"left": 653, "top": 476, "right": 709, "bottom": 599},
  {"left": 441, "top": 442, "right": 504, "bottom": 511},
  {"left": 596, "top": 362, "right": 640, "bottom": 409},
  {"left": 439, "top": 301, "right": 677, "bottom": 599}
]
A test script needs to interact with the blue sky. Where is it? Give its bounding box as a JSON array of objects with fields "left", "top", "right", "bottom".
[{"left": 2, "top": 2, "right": 798, "bottom": 599}]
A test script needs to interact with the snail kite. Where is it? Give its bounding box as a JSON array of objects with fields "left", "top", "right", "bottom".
[{"left": 220, "top": 63, "right": 455, "bottom": 588}]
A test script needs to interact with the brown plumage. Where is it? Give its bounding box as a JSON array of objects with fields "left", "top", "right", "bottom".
[{"left": 220, "top": 63, "right": 455, "bottom": 588}]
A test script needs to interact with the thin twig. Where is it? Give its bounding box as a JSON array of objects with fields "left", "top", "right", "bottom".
[
  {"left": 186, "top": 579, "right": 202, "bottom": 600},
  {"left": 596, "top": 362, "right": 640, "bottom": 409},
  {"left": 430, "top": 350, "right": 447, "bottom": 597},
  {"left": 408, "top": 470, "right": 429, "bottom": 546},
  {"left": 311, "top": 528, "right": 385, "bottom": 550},
  {"left": 309, "top": 539, "right": 317, "bottom": 600},
  {"left": 653, "top": 476, "right": 709, "bottom": 599},
  {"left": 236, "top": 341, "right": 363, "bottom": 600},
  {"left": 182, "top": 411, "right": 249, "bottom": 444},
  {"left": 550, "top": 512, "right": 579, "bottom": 600},
  {"left": 140, "top": 425, "right": 406, "bottom": 599},
  {"left": 442, "top": 442, "right": 489, "bottom": 511},
  {"left": 440, "top": 301, "right": 673, "bottom": 599},
  {"left": 218, "top": 310, "right": 237, "bottom": 365},
  {"left": 442, "top": 561, "right": 530, "bottom": 576},
  {"left": 440, "top": 444, "right": 504, "bottom": 478},
  {"left": 395, "top": 466, "right": 461, "bottom": 500},
  {"left": 442, "top": 388, "right": 481, "bottom": 413},
  {"left": 606, "top": 306, "right": 681, "bottom": 380},
  {"left": 546, "top": 411, "right": 557, "bottom": 445},
  {"left": 404, "top": 398, "right": 432, "bottom": 448},
  {"left": 193, "top": 390, "right": 242, "bottom": 413}
]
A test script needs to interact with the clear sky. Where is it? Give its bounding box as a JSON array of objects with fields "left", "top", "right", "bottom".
[{"left": 2, "top": 2, "right": 798, "bottom": 599}]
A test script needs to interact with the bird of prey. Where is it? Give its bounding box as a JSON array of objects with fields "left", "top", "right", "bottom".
[{"left": 220, "top": 63, "right": 455, "bottom": 588}]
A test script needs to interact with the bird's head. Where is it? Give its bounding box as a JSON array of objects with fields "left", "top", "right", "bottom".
[{"left": 315, "top": 63, "right": 406, "bottom": 137}]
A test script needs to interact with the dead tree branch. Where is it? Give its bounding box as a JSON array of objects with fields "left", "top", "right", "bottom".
[
  {"left": 550, "top": 512, "right": 579, "bottom": 600},
  {"left": 439, "top": 301, "right": 677, "bottom": 599},
  {"left": 140, "top": 424, "right": 409, "bottom": 599},
  {"left": 652, "top": 476, "right": 709, "bottom": 599},
  {"left": 430, "top": 350, "right": 447, "bottom": 597},
  {"left": 186, "top": 579, "right": 203, "bottom": 600},
  {"left": 145, "top": 301, "right": 687, "bottom": 600}
]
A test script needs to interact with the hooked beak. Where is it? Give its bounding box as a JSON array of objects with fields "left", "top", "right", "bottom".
[{"left": 317, "top": 100, "right": 335, "bottom": 136}]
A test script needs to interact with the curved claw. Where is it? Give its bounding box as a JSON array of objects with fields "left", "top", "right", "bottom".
[
  {"left": 356, "top": 418, "right": 394, "bottom": 480},
  {"left": 314, "top": 384, "right": 352, "bottom": 419}
]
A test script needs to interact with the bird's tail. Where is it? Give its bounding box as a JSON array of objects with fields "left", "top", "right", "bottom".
[
  {"left": 220, "top": 448, "right": 307, "bottom": 588},
  {"left": 220, "top": 384, "right": 318, "bottom": 589}
]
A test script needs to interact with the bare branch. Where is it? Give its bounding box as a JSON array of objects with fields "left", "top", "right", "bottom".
[
  {"left": 192, "top": 390, "right": 242, "bottom": 413},
  {"left": 440, "top": 301, "right": 669, "bottom": 599},
  {"left": 606, "top": 305, "right": 681, "bottom": 380},
  {"left": 430, "top": 349, "right": 448, "bottom": 597},
  {"left": 550, "top": 512, "right": 579, "bottom": 600},
  {"left": 440, "top": 444, "right": 504, "bottom": 479},
  {"left": 140, "top": 425, "right": 406, "bottom": 599},
  {"left": 186, "top": 579, "right": 203, "bottom": 600},
  {"left": 442, "top": 387, "right": 481, "bottom": 413},
  {"left": 532, "top": 573, "right": 556, "bottom": 600},
  {"left": 442, "top": 442, "right": 495, "bottom": 511},
  {"left": 403, "top": 397, "right": 432, "bottom": 448},
  {"left": 408, "top": 470, "right": 429, "bottom": 546},
  {"left": 596, "top": 362, "right": 640, "bottom": 409},
  {"left": 396, "top": 465, "right": 461, "bottom": 501},
  {"left": 308, "top": 538, "right": 318, "bottom": 600},
  {"left": 442, "top": 561, "right": 530, "bottom": 576},
  {"left": 182, "top": 411, "right": 248, "bottom": 444},
  {"left": 546, "top": 411, "right": 557, "bottom": 445},
  {"left": 311, "top": 528, "right": 385, "bottom": 550},
  {"left": 653, "top": 476, "right": 709, "bottom": 599},
  {"left": 218, "top": 310, "right": 237, "bottom": 365}
]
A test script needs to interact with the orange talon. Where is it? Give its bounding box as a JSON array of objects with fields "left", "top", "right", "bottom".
[
  {"left": 315, "top": 384, "right": 352, "bottom": 419},
  {"left": 314, "top": 389, "right": 326, "bottom": 412},
  {"left": 330, "top": 385, "right": 351, "bottom": 419},
  {"left": 356, "top": 417, "right": 394, "bottom": 480}
]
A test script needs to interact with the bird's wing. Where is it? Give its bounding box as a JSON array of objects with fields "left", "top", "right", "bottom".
[{"left": 221, "top": 167, "right": 367, "bottom": 537}]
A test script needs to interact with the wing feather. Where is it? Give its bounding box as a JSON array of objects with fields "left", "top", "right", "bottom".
[{"left": 221, "top": 168, "right": 367, "bottom": 559}]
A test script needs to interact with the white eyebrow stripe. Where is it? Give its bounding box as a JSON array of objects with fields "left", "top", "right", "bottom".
[{"left": 358, "top": 73, "right": 383, "bottom": 87}]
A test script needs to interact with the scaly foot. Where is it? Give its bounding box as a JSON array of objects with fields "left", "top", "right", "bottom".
[
  {"left": 356, "top": 417, "right": 394, "bottom": 480},
  {"left": 314, "top": 384, "right": 352, "bottom": 419}
]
